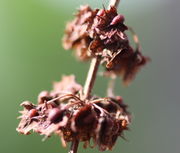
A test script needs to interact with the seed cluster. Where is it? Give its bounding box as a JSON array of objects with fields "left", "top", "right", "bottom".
[
  {"left": 17, "top": 2, "right": 149, "bottom": 152},
  {"left": 17, "top": 75, "right": 130, "bottom": 151},
  {"left": 63, "top": 5, "right": 149, "bottom": 84}
]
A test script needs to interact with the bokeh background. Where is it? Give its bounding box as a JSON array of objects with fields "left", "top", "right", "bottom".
[{"left": 0, "top": 0, "right": 180, "bottom": 153}]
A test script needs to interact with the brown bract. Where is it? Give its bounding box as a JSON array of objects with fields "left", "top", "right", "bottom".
[
  {"left": 104, "top": 48, "right": 150, "bottom": 84},
  {"left": 89, "top": 6, "right": 128, "bottom": 56},
  {"left": 63, "top": 5, "right": 98, "bottom": 61},
  {"left": 17, "top": 75, "right": 130, "bottom": 151},
  {"left": 52, "top": 75, "right": 82, "bottom": 95}
]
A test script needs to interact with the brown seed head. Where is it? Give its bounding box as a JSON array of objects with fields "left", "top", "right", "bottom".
[{"left": 17, "top": 76, "right": 130, "bottom": 151}]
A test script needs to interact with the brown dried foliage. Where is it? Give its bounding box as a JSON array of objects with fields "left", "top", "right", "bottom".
[
  {"left": 17, "top": 76, "right": 130, "bottom": 151},
  {"left": 17, "top": 3, "right": 149, "bottom": 152},
  {"left": 63, "top": 5, "right": 149, "bottom": 84},
  {"left": 104, "top": 48, "right": 150, "bottom": 84},
  {"left": 63, "top": 5, "right": 98, "bottom": 60}
]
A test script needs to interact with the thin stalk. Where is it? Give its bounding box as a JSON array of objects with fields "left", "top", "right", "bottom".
[
  {"left": 107, "top": 77, "right": 116, "bottom": 97},
  {"left": 68, "top": 139, "right": 79, "bottom": 153},
  {"left": 83, "top": 57, "right": 101, "bottom": 99}
]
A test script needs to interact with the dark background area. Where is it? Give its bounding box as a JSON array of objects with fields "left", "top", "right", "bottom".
[{"left": 0, "top": 0, "right": 180, "bottom": 153}]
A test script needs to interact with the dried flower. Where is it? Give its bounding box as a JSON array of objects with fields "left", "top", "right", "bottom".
[
  {"left": 89, "top": 6, "right": 128, "bottom": 56},
  {"left": 63, "top": 5, "right": 148, "bottom": 83},
  {"left": 17, "top": 76, "right": 130, "bottom": 151},
  {"left": 17, "top": 1, "right": 149, "bottom": 153},
  {"left": 63, "top": 6, "right": 129, "bottom": 62}
]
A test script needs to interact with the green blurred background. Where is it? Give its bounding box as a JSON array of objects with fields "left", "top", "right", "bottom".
[{"left": 0, "top": 0, "right": 180, "bottom": 153}]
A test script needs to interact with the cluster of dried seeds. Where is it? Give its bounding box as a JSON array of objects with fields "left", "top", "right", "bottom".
[
  {"left": 17, "top": 75, "right": 130, "bottom": 151},
  {"left": 63, "top": 5, "right": 149, "bottom": 84},
  {"left": 17, "top": 1, "right": 149, "bottom": 152}
]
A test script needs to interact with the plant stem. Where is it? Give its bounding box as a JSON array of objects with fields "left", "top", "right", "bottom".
[
  {"left": 108, "top": 0, "right": 120, "bottom": 9},
  {"left": 107, "top": 77, "right": 116, "bottom": 97},
  {"left": 68, "top": 139, "right": 79, "bottom": 153},
  {"left": 83, "top": 57, "right": 101, "bottom": 100}
]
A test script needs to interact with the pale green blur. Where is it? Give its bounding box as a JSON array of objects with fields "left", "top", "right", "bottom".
[{"left": 0, "top": 0, "right": 179, "bottom": 153}]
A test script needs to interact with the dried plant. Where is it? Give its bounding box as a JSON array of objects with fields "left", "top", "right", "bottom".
[{"left": 16, "top": 0, "right": 149, "bottom": 153}]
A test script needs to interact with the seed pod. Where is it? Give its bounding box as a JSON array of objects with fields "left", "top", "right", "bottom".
[
  {"left": 71, "top": 105, "right": 97, "bottom": 133},
  {"left": 110, "top": 15, "right": 125, "bottom": 25},
  {"left": 48, "top": 108, "right": 64, "bottom": 123},
  {"left": 97, "top": 117, "right": 114, "bottom": 151},
  {"left": 28, "top": 109, "right": 38, "bottom": 118}
]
